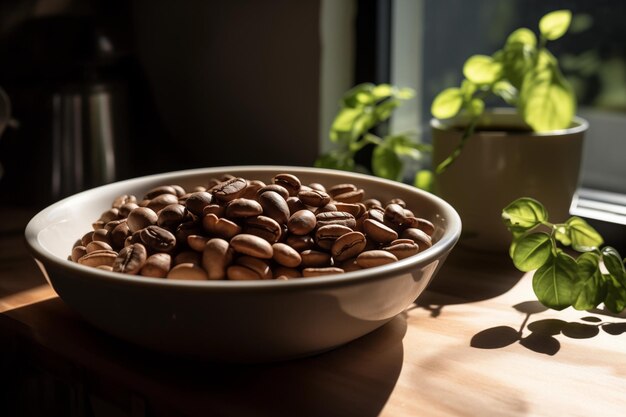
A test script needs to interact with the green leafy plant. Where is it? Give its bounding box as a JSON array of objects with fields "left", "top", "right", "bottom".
[
  {"left": 502, "top": 197, "right": 626, "bottom": 313},
  {"left": 315, "top": 83, "right": 431, "bottom": 187},
  {"left": 431, "top": 9, "right": 577, "bottom": 174}
]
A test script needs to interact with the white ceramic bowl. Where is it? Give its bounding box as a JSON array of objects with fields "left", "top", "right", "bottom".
[{"left": 25, "top": 166, "right": 461, "bottom": 362}]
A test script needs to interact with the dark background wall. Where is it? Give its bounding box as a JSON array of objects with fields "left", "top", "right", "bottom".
[{"left": 0, "top": 0, "right": 321, "bottom": 208}]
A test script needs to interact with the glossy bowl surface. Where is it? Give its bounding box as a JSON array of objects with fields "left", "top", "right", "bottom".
[{"left": 25, "top": 166, "right": 461, "bottom": 362}]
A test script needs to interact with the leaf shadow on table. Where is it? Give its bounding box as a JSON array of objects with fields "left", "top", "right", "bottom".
[
  {"left": 470, "top": 300, "right": 626, "bottom": 355},
  {"left": 4, "top": 297, "right": 408, "bottom": 417},
  {"left": 415, "top": 246, "right": 525, "bottom": 317}
]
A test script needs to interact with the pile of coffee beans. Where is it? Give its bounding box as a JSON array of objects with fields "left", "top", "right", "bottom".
[{"left": 70, "top": 173, "right": 435, "bottom": 280}]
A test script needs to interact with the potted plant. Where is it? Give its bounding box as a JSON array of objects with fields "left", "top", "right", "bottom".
[{"left": 430, "top": 9, "right": 589, "bottom": 251}]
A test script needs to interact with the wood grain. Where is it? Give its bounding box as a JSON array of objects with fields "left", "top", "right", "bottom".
[{"left": 2, "top": 210, "right": 626, "bottom": 416}]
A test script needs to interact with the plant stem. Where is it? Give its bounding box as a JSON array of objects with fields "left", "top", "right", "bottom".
[{"left": 435, "top": 116, "right": 479, "bottom": 175}]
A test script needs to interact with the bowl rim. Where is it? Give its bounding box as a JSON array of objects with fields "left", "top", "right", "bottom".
[{"left": 25, "top": 165, "right": 462, "bottom": 292}]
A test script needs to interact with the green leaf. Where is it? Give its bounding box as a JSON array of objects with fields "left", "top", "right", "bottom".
[
  {"left": 518, "top": 60, "right": 576, "bottom": 131},
  {"left": 414, "top": 170, "right": 433, "bottom": 191},
  {"left": 330, "top": 107, "right": 363, "bottom": 142},
  {"left": 601, "top": 247, "right": 626, "bottom": 282},
  {"left": 460, "top": 79, "right": 477, "bottom": 101},
  {"left": 532, "top": 251, "right": 577, "bottom": 310},
  {"left": 572, "top": 252, "right": 605, "bottom": 311},
  {"left": 567, "top": 216, "right": 603, "bottom": 251},
  {"left": 604, "top": 274, "right": 626, "bottom": 313},
  {"left": 539, "top": 10, "right": 572, "bottom": 41},
  {"left": 492, "top": 81, "right": 518, "bottom": 105},
  {"left": 341, "top": 83, "right": 376, "bottom": 107},
  {"left": 372, "top": 143, "right": 402, "bottom": 181},
  {"left": 396, "top": 87, "right": 416, "bottom": 100},
  {"left": 374, "top": 99, "right": 401, "bottom": 122},
  {"left": 554, "top": 224, "right": 571, "bottom": 246},
  {"left": 314, "top": 150, "right": 355, "bottom": 172},
  {"left": 431, "top": 87, "right": 464, "bottom": 119},
  {"left": 511, "top": 232, "right": 553, "bottom": 272},
  {"left": 502, "top": 197, "right": 548, "bottom": 232},
  {"left": 463, "top": 55, "right": 503, "bottom": 85},
  {"left": 466, "top": 97, "right": 485, "bottom": 117},
  {"left": 506, "top": 28, "right": 537, "bottom": 48}
]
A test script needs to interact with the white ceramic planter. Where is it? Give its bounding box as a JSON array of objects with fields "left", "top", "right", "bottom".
[{"left": 432, "top": 108, "right": 588, "bottom": 251}]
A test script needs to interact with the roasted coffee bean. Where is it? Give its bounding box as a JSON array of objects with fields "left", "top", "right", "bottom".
[
  {"left": 127, "top": 207, "right": 158, "bottom": 233},
  {"left": 331, "top": 231, "right": 367, "bottom": 262},
  {"left": 92, "top": 229, "right": 111, "bottom": 246},
  {"left": 78, "top": 250, "right": 118, "bottom": 268},
  {"left": 202, "top": 213, "right": 241, "bottom": 240},
  {"left": 300, "top": 250, "right": 331, "bottom": 268},
  {"left": 241, "top": 180, "right": 265, "bottom": 200},
  {"left": 315, "top": 224, "right": 353, "bottom": 250},
  {"left": 170, "top": 185, "right": 186, "bottom": 197},
  {"left": 274, "top": 266, "right": 302, "bottom": 279},
  {"left": 383, "top": 241, "right": 419, "bottom": 259},
  {"left": 71, "top": 246, "right": 87, "bottom": 262},
  {"left": 144, "top": 185, "right": 178, "bottom": 200},
  {"left": 363, "top": 198, "right": 382, "bottom": 209},
  {"left": 363, "top": 219, "right": 398, "bottom": 244},
  {"left": 72, "top": 173, "right": 438, "bottom": 279},
  {"left": 174, "top": 250, "right": 201, "bottom": 266},
  {"left": 297, "top": 189, "right": 331, "bottom": 207},
  {"left": 244, "top": 215, "right": 282, "bottom": 243},
  {"left": 384, "top": 203, "right": 407, "bottom": 225},
  {"left": 285, "top": 234, "right": 316, "bottom": 252},
  {"left": 258, "top": 191, "right": 290, "bottom": 224},
  {"left": 225, "top": 198, "right": 263, "bottom": 218},
  {"left": 308, "top": 183, "right": 326, "bottom": 192},
  {"left": 227, "top": 265, "right": 262, "bottom": 280},
  {"left": 315, "top": 203, "right": 338, "bottom": 214},
  {"left": 202, "top": 238, "right": 233, "bottom": 280},
  {"left": 287, "top": 210, "right": 317, "bottom": 235},
  {"left": 112, "top": 194, "right": 137, "bottom": 209},
  {"left": 315, "top": 211, "right": 356, "bottom": 229},
  {"left": 157, "top": 203, "right": 188, "bottom": 230},
  {"left": 286, "top": 196, "right": 307, "bottom": 215},
  {"left": 167, "top": 263, "right": 208, "bottom": 280},
  {"left": 202, "top": 204, "right": 224, "bottom": 217},
  {"left": 339, "top": 257, "right": 361, "bottom": 272},
  {"left": 99, "top": 208, "right": 120, "bottom": 224},
  {"left": 328, "top": 183, "right": 357, "bottom": 198},
  {"left": 140, "top": 225, "right": 176, "bottom": 253},
  {"left": 104, "top": 218, "right": 126, "bottom": 233},
  {"left": 333, "top": 202, "right": 363, "bottom": 218},
  {"left": 113, "top": 243, "right": 147, "bottom": 274},
  {"left": 386, "top": 198, "right": 406, "bottom": 208},
  {"left": 230, "top": 234, "right": 273, "bottom": 259},
  {"left": 147, "top": 193, "right": 179, "bottom": 212},
  {"left": 356, "top": 250, "right": 398, "bottom": 268},
  {"left": 175, "top": 221, "right": 202, "bottom": 246},
  {"left": 302, "top": 267, "right": 344, "bottom": 277},
  {"left": 185, "top": 191, "right": 214, "bottom": 216},
  {"left": 333, "top": 189, "right": 364, "bottom": 203},
  {"left": 97, "top": 265, "right": 113, "bottom": 271},
  {"left": 273, "top": 173, "right": 301, "bottom": 196},
  {"left": 86, "top": 241, "right": 113, "bottom": 253},
  {"left": 119, "top": 202, "right": 139, "bottom": 218},
  {"left": 257, "top": 184, "right": 289, "bottom": 200},
  {"left": 235, "top": 256, "right": 273, "bottom": 280},
  {"left": 140, "top": 253, "right": 172, "bottom": 278},
  {"left": 211, "top": 177, "right": 247, "bottom": 203},
  {"left": 272, "top": 242, "right": 302, "bottom": 268},
  {"left": 92, "top": 220, "right": 105, "bottom": 230},
  {"left": 187, "top": 234, "right": 209, "bottom": 251},
  {"left": 400, "top": 228, "right": 433, "bottom": 252},
  {"left": 416, "top": 218, "right": 435, "bottom": 237}
]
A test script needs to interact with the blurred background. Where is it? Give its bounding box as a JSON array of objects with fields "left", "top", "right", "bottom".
[{"left": 0, "top": 0, "right": 624, "bottom": 248}]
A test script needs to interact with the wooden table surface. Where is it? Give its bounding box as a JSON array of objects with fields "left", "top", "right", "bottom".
[{"left": 1, "top": 206, "right": 626, "bottom": 417}]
